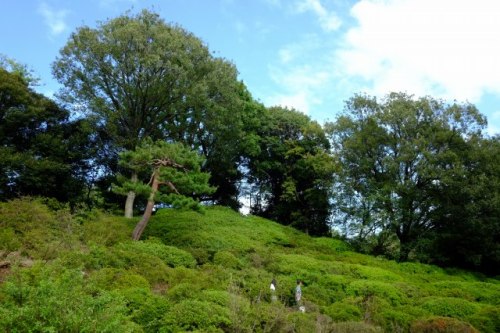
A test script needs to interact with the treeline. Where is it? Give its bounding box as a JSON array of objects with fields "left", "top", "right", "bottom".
[{"left": 1, "top": 10, "right": 498, "bottom": 275}]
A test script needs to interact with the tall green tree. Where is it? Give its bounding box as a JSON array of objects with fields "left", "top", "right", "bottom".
[
  {"left": 327, "top": 92, "right": 487, "bottom": 261},
  {"left": 246, "top": 106, "right": 336, "bottom": 236},
  {"left": 53, "top": 9, "right": 247, "bottom": 216},
  {"left": 0, "top": 67, "right": 94, "bottom": 205},
  {"left": 114, "top": 139, "right": 214, "bottom": 240},
  {"left": 424, "top": 135, "right": 500, "bottom": 274}
]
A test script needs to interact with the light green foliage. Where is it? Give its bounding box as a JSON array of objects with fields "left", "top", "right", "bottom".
[
  {"left": 87, "top": 268, "right": 150, "bottom": 291},
  {"left": 0, "top": 198, "right": 81, "bottom": 259},
  {"left": 346, "top": 280, "right": 405, "bottom": 306},
  {"left": 116, "top": 239, "right": 197, "bottom": 268},
  {"left": 421, "top": 297, "right": 481, "bottom": 318},
  {"left": 213, "top": 250, "right": 242, "bottom": 269},
  {"left": 312, "top": 237, "right": 353, "bottom": 253},
  {"left": 467, "top": 305, "right": 500, "bottom": 333},
  {"left": 0, "top": 200, "right": 497, "bottom": 332},
  {"left": 0, "top": 228, "right": 21, "bottom": 252},
  {"left": 429, "top": 281, "right": 500, "bottom": 304},
  {"left": 323, "top": 301, "right": 362, "bottom": 322},
  {"left": 0, "top": 264, "right": 140, "bottom": 332},
  {"left": 119, "top": 287, "right": 171, "bottom": 332},
  {"left": 81, "top": 213, "right": 135, "bottom": 246},
  {"left": 161, "top": 299, "right": 231, "bottom": 332}
]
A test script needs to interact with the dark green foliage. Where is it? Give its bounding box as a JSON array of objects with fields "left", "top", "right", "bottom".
[
  {"left": 246, "top": 105, "right": 336, "bottom": 236},
  {"left": 0, "top": 68, "right": 95, "bottom": 206},
  {"left": 327, "top": 92, "right": 493, "bottom": 267}
]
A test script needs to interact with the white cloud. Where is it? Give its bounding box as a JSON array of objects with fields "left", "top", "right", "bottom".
[
  {"left": 336, "top": 0, "right": 500, "bottom": 103},
  {"left": 295, "top": 0, "right": 342, "bottom": 32},
  {"left": 38, "top": 2, "right": 69, "bottom": 37},
  {"left": 266, "top": 91, "right": 311, "bottom": 113},
  {"left": 266, "top": 63, "right": 330, "bottom": 113}
]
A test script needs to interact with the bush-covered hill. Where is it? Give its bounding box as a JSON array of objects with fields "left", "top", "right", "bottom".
[{"left": 0, "top": 198, "right": 498, "bottom": 332}]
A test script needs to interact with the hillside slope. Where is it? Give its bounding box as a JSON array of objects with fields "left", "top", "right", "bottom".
[{"left": 0, "top": 199, "right": 498, "bottom": 332}]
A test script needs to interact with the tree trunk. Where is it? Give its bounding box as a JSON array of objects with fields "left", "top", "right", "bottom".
[
  {"left": 124, "top": 172, "right": 138, "bottom": 218},
  {"left": 132, "top": 169, "right": 159, "bottom": 240}
]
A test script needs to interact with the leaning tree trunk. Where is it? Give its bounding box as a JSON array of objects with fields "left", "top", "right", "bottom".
[
  {"left": 132, "top": 168, "right": 159, "bottom": 240},
  {"left": 124, "top": 172, "right": 138, "bottom": 218}
]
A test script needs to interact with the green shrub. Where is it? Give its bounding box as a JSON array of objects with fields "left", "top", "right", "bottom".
[
  {"left": 167, "top": 282, "right": 202, "bottom": 302},
  {"left": 421, "top": 297, "right": 480, "bottom": 318},
  {"left": 199, "top": 289, "right": 230, "bottom": 306},
  {"left": 82, "top": 242, "right": 174, "bottom": 284},
  {"left": 430, "top": 281, "right": 500, "bottom": 304},
  {"left": 0, "top": 227, "right": 21, "bottom": 252},
  {"left": 303, "top": 282, "right": 342, "bottom": 306},
  {"left": 117, "top": 239, "right": 197, "bottom": 268},
  {"left": 0, "top": 198, "right": 81, "bottom": 260},
  {"left": 354, "top": 265, "right": 403, "bottom": 282},
  {"left": 117, "top": 287, "right": 171, "bottom": 332},
  {"left": 82, "top": 213, "right": 134, "bottom": 246},
  {"left": 189, "top": 247, "right": 211, "bottom": 265},
  {"left": 467, "top": 305, "right": 500, "bottom": 333},
  {"left": 323, "top": 301, "right": 362, "bottom": 322},
  {"left": 87, "top": 267, "right": 150, "bottom": 291},
  {"left": 410, "top": 317, "right": 479, "bottom": 333},
  {"left": 161, "top": 299, "right": 231, "bottom": 332},
  {"left": 310, "top": 237, "right": 352, "bottom": 253},
  {"left": 0, "top": 264, "right": 140, "bottom": 332},
  {"left": 213, "top": 250, "right": 242, "bottom": 269},
  {"left": 346, "top": 280, "right": 405, "bottom": 305},
  {"left": 375, "top": 308, "right": 416, "bottom": 332}
]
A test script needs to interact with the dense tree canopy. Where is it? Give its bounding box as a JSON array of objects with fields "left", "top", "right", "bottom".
[
  {"left": 52, "top": 9, "right": 249, "bottom": 216},
  {"left": 424, "top": 135, "right": 500, "bottom": 274},
  {"left": 247, "top": 106, "right": 336, "bottom": 236},
  {"left": 327, "top": 92, "right": 491, "bottom": 263},
  {"left": 0, "top": 68, "right": 94, "bottom": 206}
]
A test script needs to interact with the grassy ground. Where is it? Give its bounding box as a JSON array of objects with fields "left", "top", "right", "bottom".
[{"left": 0, "top": 198, "right": 498, "bottom": 332}]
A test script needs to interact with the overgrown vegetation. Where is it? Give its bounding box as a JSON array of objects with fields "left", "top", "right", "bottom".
[
  {"left": 1, "top": 9, "right": 499, "bottom": 275},
  {"left": 1, "top": 198, "right": 498, "bottom": 332}
]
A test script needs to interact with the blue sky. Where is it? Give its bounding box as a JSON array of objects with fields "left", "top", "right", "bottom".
[{"left": 2, "top": 0, "right": 500, "bottom": 135}]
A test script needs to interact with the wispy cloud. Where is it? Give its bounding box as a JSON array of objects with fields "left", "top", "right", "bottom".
[
  {"left": 266, "top": 36, "right": 332, "bottom": 113},
  {"left": 38, "top": 2, "right": 69, "bottom": 37},
  {"left": 335, "top": 0, "right": 500, "bottom": 103},
  {"left": 294, "top": 0, "right": 341, "bottom": 32}
]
